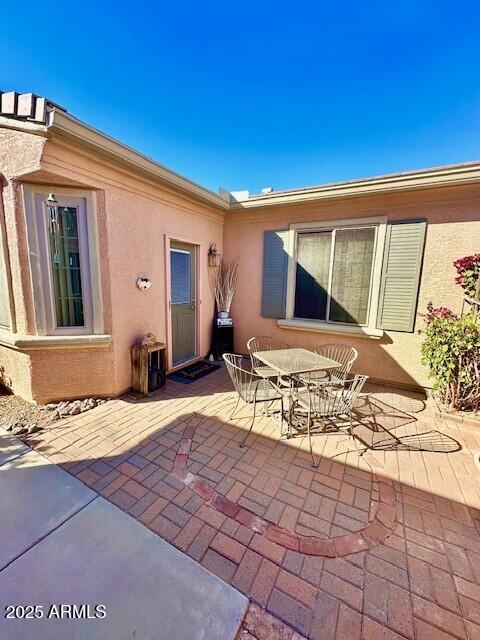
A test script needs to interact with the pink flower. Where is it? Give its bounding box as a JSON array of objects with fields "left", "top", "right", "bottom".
[
  {"left": 424, "top": 302, "right": 458, "bottom": 323},
  {"left": 453, "top": 254, "right": 480, "bottom": 296}
]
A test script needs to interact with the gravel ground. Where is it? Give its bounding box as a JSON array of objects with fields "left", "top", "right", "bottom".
[
  {"left": 0, "top": 387, "right": 108, "bottom": 435},
  {"left": 0, "top": 388, "right": 55, "bottom": 431}
]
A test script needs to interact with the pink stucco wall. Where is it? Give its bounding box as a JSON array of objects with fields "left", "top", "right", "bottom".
[
  {"left": 0, "top": 128, "right": 46, "bottom": 336},
  {"left": 223, "top": 184, "right": 480, "bottom": 388},
  {"left": 0, "top": 125, "right": 478, "bottom": 401},
  {"left": 0, "top": 346, "right": 32, "bottom": 400},
  {"left": 0, "top": 132, "right": 224, "bottom": 403}
]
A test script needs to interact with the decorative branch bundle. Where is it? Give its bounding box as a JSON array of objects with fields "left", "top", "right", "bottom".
[{"left": 208, "top": 257, "right": 239, "bottom": 313}]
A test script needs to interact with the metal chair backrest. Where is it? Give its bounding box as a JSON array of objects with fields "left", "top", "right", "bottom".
[
  {"left": 314, "top": 343, "right": 358, "bottom": 382},
  {"left": 223, "top": 353, "right": 260, "bottom": 403},
  {"left": 301, "top": 374, "right": 369, "bottom": 417},
  {"left": 247, "top": 336, "right": 290, "bottom": 370}
]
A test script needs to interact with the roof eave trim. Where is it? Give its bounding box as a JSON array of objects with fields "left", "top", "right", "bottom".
[
  {"left": 2, "top": 107, "right": 479, "bottom": 211},
  {"left": 231, "top": 163, "right": 480, "bottom": 208},
  {"left": 48, "top": 109, "right": 229, "bottom": 210},
  {"left": 0, "top": 114, "right": 49, "bottom": 136}
]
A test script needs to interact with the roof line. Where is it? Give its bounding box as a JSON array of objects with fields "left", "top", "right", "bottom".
[
  {"left": 253, "top": 161, "right": 480, "bottom": 198},
  {"left": 1, "top": 92, "right": 479, "bottom": 210},
  {"left": 47, "top": 109, "right": 230, "bottom": 210},
  {"left": 230, "top": 160, "right": 480, "bottom": 208}
]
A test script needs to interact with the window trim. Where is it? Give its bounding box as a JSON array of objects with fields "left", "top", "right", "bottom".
[
  {"left": 37, "top": 194, "right": 92, "bottom": 334},
  {"left": 285, "top": 216, "right": 387, "bottom": 332},
  {"left": 22, "top": 185, "right": 104, "bottom": 336},
  {"left": 0, "top": 196, "right": 14, "bottom": 331}
]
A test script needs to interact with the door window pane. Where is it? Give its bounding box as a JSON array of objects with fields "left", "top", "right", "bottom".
[
  {"left": 329, "top": 227, "right": 375, "bottom": 324},
  {"left": 49, "top": 206, "right": 84, "bottom": 327},
  {"left": 171, "top": 250, "right": 191, "bottom": 304},
  {"left": 294, "top": 232, "right": 331, "bottom": 320}
]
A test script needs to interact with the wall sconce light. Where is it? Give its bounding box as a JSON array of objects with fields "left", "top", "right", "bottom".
[{"left": 208, "top": 243, "right": 221, "bottom": 267}]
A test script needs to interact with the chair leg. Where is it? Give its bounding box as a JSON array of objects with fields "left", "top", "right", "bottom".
[
  {"left": 348, "top": 411, "right": 354, "bottom": 445},
  {"left": 288, "top": 396, "right": 294, "bottom": 438},
  {"left": 347, "top": 411, "right": 365, "bottom": 456},
  {"left": 264, "top": 399, "right": 275, "bottom": 416},
  {"left": 308, "top": 412, "right": 318, "bottom": 468},
  {"left": 280, "top": 394, "right": 285, "bottom": 437},
  {"left": 230, "top": 395, "right": 240, "bottom": 420},
  {"left": 240, "top": 401, "right": 256, "bottom": 448}
]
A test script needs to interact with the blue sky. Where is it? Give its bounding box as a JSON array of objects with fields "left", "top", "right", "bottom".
[{"left": 1, "top": 1, "right": 479, "bottom": 194}]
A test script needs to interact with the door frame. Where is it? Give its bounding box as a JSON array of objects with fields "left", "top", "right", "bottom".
[{"left": 165, "top": 234, "right": 202, "bottom": 371}]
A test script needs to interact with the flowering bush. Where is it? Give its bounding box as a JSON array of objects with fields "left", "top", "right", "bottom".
[
  {"left": 423, "top": 302, "right": 458, "bottom": 323},
  {"left": 421, "top": 310, "right": 480, "bottom": 411},
  {"left": 454, "top": 253, "right": 480, "bottom": 299}
]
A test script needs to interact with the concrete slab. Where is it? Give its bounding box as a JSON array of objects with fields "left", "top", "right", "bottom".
[
  {"left": 0, "top": 428, "right": 30, "bottom": 466},
  {"left": 0, "top": 449, "right": 96, "bottom": 570},
  {"left": 0, "top": 498, "right": 248, "bottom": 639}
]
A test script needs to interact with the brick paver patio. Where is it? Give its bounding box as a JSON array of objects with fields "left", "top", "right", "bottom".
[{"left": 28, "top": 366, "right": 480, "bottom": 640}]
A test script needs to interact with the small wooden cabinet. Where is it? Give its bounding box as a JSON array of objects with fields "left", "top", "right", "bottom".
[{"left": 131, "top": 342, "right": 167, "bottom": 397}]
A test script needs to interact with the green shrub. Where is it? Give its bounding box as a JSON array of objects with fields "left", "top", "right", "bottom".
[{"left": 421, "top": 307, "right": 480, "bottom": 411}]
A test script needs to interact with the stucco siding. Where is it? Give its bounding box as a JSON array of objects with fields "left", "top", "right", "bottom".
[
  {"left": 0, "top": 129, "right": 47, "bottom": 336},
  {"left": 0, "top": 346, "right": 33, "bottom": 400},
  {"left": 0, "top": 125, "right": 478, "bottom": 400},
  {"left": 1, "top": 131, "right": 224, "bottom": 402},
  {"left": 223, "top": 184, "right": 480, "bottom": 388},
  {"left": 28, "top": 346, "right": 116, "bottom": 404}
]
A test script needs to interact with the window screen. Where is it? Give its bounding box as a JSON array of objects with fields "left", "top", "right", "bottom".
[
  {"left": 294, "top": 231, "right": 331, "bottom": 320},
  {"left": 293, "top": 226, "right": 376, "bottom": 326},
  {"left": 171, "top": 250, "right": 191, "bottom": 304},
  {"left": 329, "top": 227, "right": 375, "bottom": 324}
]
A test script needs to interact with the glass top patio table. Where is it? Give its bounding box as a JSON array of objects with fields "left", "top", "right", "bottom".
[{"left": 253, "top": 348, "right": 341, "bottom": 377}]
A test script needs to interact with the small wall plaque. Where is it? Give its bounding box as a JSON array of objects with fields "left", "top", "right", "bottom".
[{"left": 136, "top": 276, "right": 152, "bottom": 291}]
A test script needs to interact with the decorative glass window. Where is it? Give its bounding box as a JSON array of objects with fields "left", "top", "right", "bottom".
[
  {"left": 49, "top": 206, "right": 85, "bottom": 327},
  {"left": 293, "top": 225, "right": 377, "bottom": 326}
]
